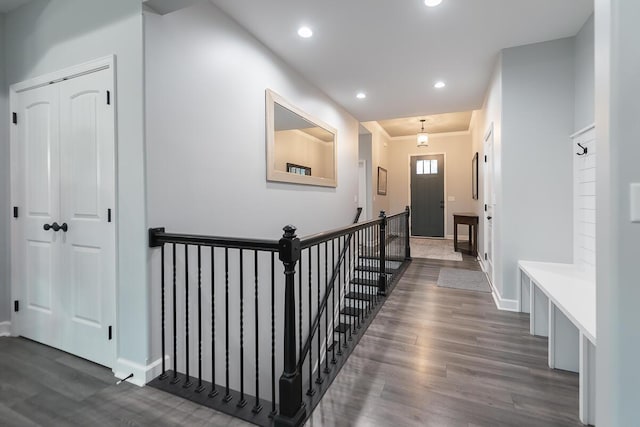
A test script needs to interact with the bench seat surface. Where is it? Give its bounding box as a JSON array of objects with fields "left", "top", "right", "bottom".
[{"left": 519, "top": 261, "right": 596, "bottom": 344}]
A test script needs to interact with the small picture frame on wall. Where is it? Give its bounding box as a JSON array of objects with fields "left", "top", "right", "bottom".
[
  {"left": 377, "top": 167, "right": 387, "bottom": 195},
  {"left": 472, "top": 152, "right": 479, "bottom": 200}
]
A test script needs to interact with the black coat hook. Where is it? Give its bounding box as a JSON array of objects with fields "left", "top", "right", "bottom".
[{"left": 576, "top": 143, "right": 588, "bottom": 156}]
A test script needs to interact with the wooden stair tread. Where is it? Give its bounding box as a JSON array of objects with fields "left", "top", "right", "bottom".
[
  {"left": 340, "top": 307, "right": 364, "bottom": 317},
  {"left": 346, "top": 292, "right": 373, "bottom": 301},
  {"left": 355, "top": 265, "right": 398, "bottom": 274},
  {"left": 350, "top": 278, "right": 379, "bottom": 287},
  {"left": 334, "top": 323, "right": 350, "bottom": 334}
]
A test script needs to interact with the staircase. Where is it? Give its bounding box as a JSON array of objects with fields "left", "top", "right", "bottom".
[{"left": 146, "top": 208, "right": 412, "bottom": 426}]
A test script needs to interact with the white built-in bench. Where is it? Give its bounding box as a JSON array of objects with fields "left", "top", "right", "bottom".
[{"left": 518, "top": 261, "right": 596, "bottom": 426}]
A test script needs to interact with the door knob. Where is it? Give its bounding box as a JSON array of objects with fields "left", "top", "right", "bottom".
[
  {"left": 43, "top": 222, "right": 68, "bottom": 232},
  {"left": 487, "top": 216, "right": 493, "bottom": 220}
]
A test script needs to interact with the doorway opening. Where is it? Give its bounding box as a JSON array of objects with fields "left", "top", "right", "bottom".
[
  {"left": 410, "top": 154, "right": 446, "bottom": 238},
  {"left": 358, "top": 126, "right": 373, "bottom": 221}
]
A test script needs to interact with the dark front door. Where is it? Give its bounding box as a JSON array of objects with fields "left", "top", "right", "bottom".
[{"left": 411, "top": 154, "right": 445, "bottom": 237}]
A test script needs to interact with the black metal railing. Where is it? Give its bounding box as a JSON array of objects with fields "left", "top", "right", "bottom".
[{"left": 147, "top": 206, "right": 411, "bottom": 426}]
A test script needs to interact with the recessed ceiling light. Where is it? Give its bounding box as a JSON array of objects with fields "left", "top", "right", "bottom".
[
  {"left": 424, "top": 0, "right": 443, "bottom": 7},
  {"left": 434, "top": 81, "right": 446, "bottom": 89},
  {"left": 356, "top": 92, "right": 367, "bottom": 99},
  {"left": 297, "top": 26, "right": 313, "bottom": 38}
]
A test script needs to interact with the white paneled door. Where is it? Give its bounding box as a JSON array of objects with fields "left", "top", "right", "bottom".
[
  {"left": 13, "top": 67, "right": 116, "bottom": 368},
  {"left": 484, "top": 127, "right": 495, "bottom": 284}
]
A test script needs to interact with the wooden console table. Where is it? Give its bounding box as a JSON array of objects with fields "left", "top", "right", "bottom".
[{"left": 453, "top": 213, "right": 479, "bottom": 257}]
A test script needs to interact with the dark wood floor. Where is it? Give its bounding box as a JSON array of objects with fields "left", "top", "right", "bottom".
[
  {"left": 307, "top": 255, "right": 582, "bottom": 427},
  {"left": 0, "top": 338, "right": 245, "bottom": 426},
  {"left": 0, "top": 255, "right": 582, "bottom": 426}
]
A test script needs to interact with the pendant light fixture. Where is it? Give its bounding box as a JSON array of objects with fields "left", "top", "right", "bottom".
[{"left": 417, "top": 119, "right": 429, "bottom": 147}]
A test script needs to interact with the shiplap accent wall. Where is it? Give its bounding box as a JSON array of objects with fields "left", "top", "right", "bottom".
[{"left": 572, "top": 125, "right": 596, "bottom": 276}]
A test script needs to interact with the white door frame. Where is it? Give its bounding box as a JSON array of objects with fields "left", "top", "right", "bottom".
[
  {"left": 407, "top": 152, "right": 448, "bottom": 238},
  {"left": 483, "top": 124, "right": 495, "bottom": 285},
  {"left": 10, "top": 55, "right": 118, "bottom": 366}
]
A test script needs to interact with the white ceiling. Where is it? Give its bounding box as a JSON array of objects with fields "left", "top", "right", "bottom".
[
  {"left": 0, "top": 0, "right": 31, "bottom": 13},
  {"left": 379, "top": 111, "right": 473, "bottom": 137},
  {"left": 210, "top": 0, "right": 593, "bottom": 121}
]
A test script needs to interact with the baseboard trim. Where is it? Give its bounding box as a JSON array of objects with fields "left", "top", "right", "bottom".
[
  {"left": 477, "top": 261, "right": 519, "bottom": 312},
  {"left": 0, "top": 321, "right": 11, "bottom": 337},
  {"left": 490, "top": 288, "right": 519, "bottom": 312},
  {"left": 113, "top": 355, "right": 169, "bottom": 387}
]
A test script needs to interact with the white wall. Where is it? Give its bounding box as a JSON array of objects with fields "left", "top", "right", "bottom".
[
  {"left": 498, "top": 38, "right": 575, "bottom": 302},
  {"left": 388, "top": 133, "right": 474, "bottom": 237},
  {"left": 0, "top": 14, "right": 9, "bottom": 323},
  {"left": 471, "top": 40, "right": 575, "bottom": 306},
  {"left": 595, "top": 0, "right": 640, "bottom": 424},
  {"left": 361, "top": 121, "right": 390, "bottom": 216},
  {"left": 145, "top": 2, "right": 359, "bottom": 239},
  {"left": 4, "top": 0, "right": 148, "bottom": 373},
  {"left": 144, "top": 1, "right": 360, "bottom": 389},
  {"left": 574, "top": 14, "right": 595, "bottom": 131}
]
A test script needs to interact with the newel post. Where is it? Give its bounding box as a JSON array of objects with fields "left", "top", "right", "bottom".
[
  {"left": 378, "top": 211, "right": 387, "bottom": 296},
  {"left": 275, "top": 226, "right": 306, "bottom": 426},
  {"left": 405, "top": 206, "right": 412, "bottom": 260}
]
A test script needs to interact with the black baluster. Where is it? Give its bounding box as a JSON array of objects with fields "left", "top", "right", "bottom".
[
  {"left": 365, "top": 227, "right": 370, "bottom": 314},
  {"left": 369, "top": 226, "right": 374, "bottom": 313},
  {"left": 315, "top": 244, "right": 323, "bottom": 384},
  {"left": 323, "top": 242, "right": 330, "bottom": 374},
  {"left": 298, "top": 260, "right": 302, "bottom": 364},
  {"left": 238, "top": 249, "right": 247, "bottom": 408},
  {"left": 160, "top": 244, "right": 167, "bottom": 379},
  {"left": 306, "top": 248, "right": 315, "bottom": 396},
  {"left": 341, "top": 235, "right": 348, "bottom": 348},
  {"left": 184, "top": 245, "right": 192, "bottom": 388},
  {"left": 171, "top": 243, "right": 179, "bottom": 384},
  {"left": 336, "top": 237, "right": 343, "bottom": 356},
  {"left": 270, "top": 252, "right": 276, "bottom": 417},
  {"left": 331, "top": 239, "right": 336, "bottom": 364},
  {"left": 356, "top": 229, "right": 361, "bottom": 329},
  {"left": 379, "top": 212, "right": 387, "bottom": 297},
  {"left": 224, "top": 248, "right": 231, "bottom": 402},
  {"left": 196, "top": 246, "right": 205, "bottom": 392},
  {"left": 209, "top": 247, "right": 218, "bottom": 398},
  {"left": 405, "top": 206, "right": 412, "bottom": 260},
  {"left": 253, "top": 250, "right": 262, "bottom": 413},
  {"left": 348, "top": 233, "right": 353, "bottom": 341}
]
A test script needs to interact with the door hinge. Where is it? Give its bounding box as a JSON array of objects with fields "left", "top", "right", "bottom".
[
  {"left": 13, "top": 206, "right": 19, "bottom": 218},
  {"left": 107, "top": 208, "right": 112, "bottom": 223},
  {"left": 484, "top": 155, "right": 487, "bottom": 163},
  {"left": 108, "top": 326, "right": 113, "bottom": 340},
  {"left": 484, "top": 253, "right": 488, "bottom": 261},
  {"left": 106, "top": 90, "right": 111, "bottom": 105},
  {"left": 14, "top": 301, "right": 19, "bottom": 312},
  {"left": 12, "top": 112, "right": 17, "bottom": 124},
  {"left": 484, "top": 204, "right": 487, "bottom": 212}
]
